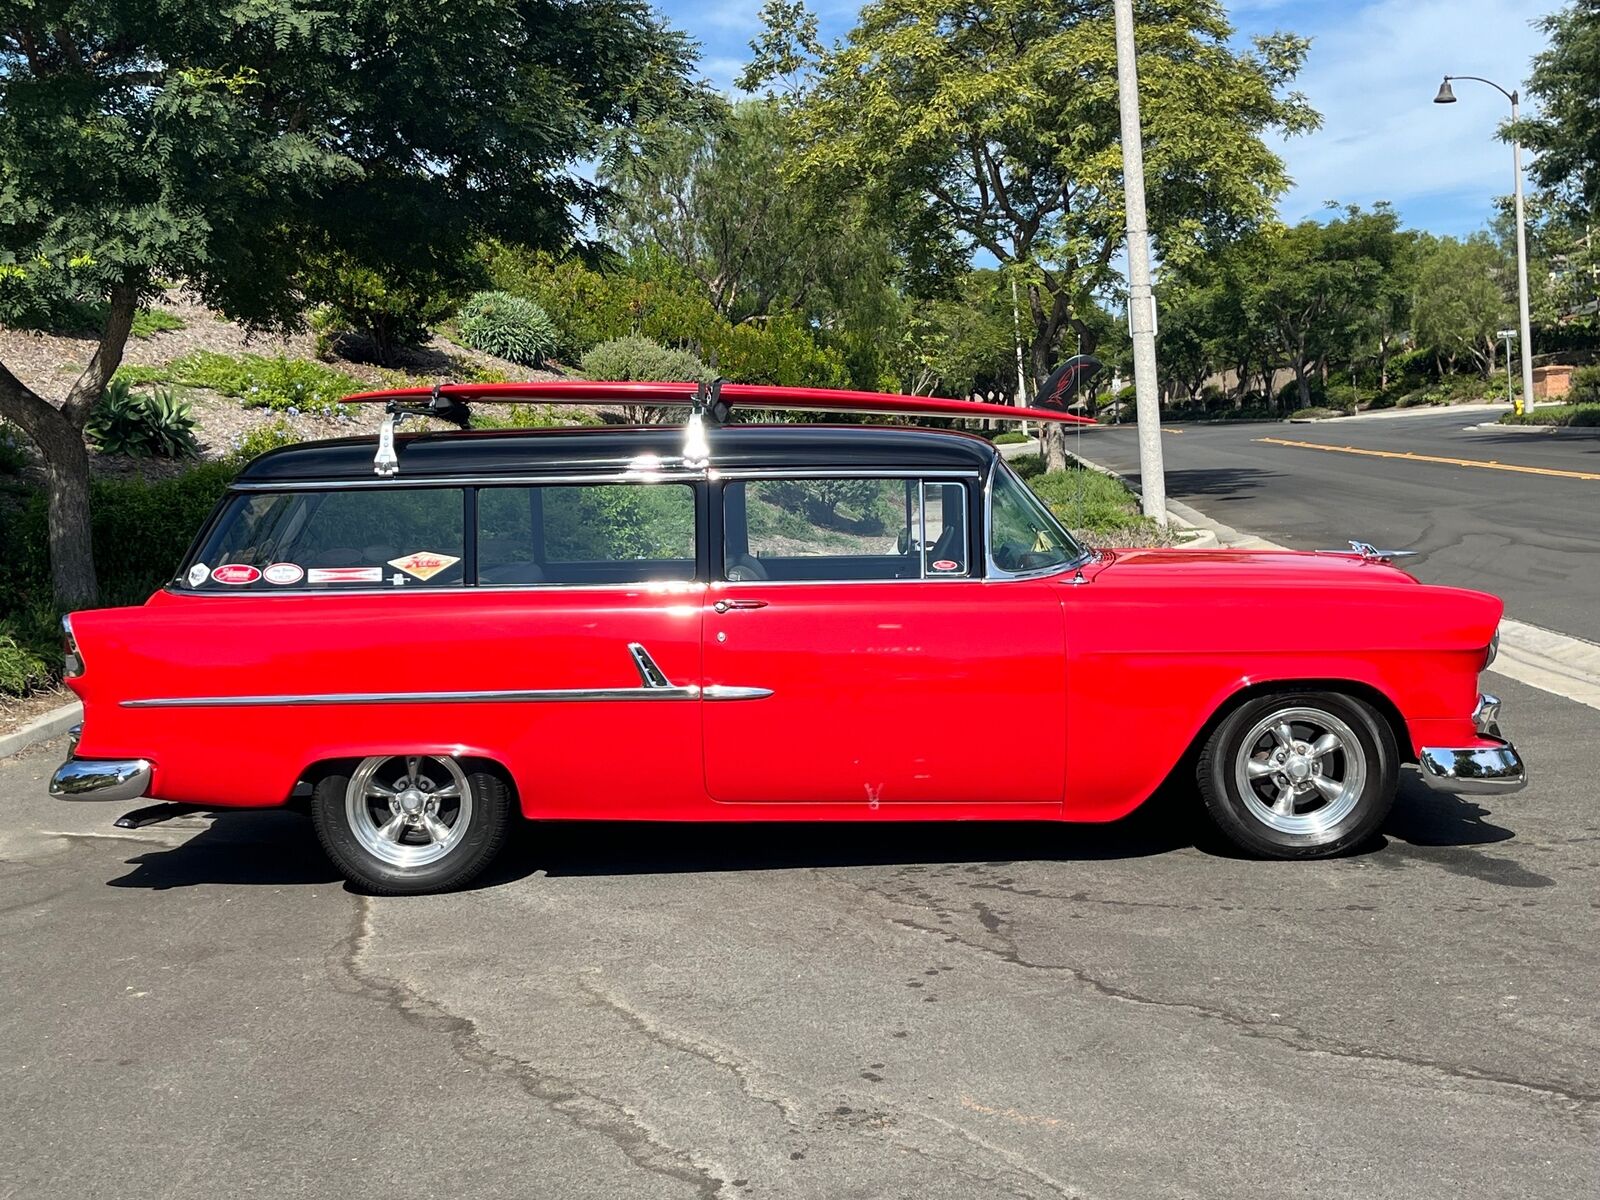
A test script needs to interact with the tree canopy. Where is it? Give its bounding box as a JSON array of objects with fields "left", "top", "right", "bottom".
[
  {"left": 743, "top": 0, "right": 1317, "bottom": 463},
  {"left": 0, "top": 0, "right": 707, "bottom": 602}
]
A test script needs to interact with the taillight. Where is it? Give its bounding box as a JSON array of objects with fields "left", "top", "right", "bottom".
[{"left": 62, "top": 615, "right": 83, "bottom": 677}]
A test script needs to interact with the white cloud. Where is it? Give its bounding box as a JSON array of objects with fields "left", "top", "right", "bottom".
[{"left": 1260, "top": 0, "right": 1554, "bottom": 232}]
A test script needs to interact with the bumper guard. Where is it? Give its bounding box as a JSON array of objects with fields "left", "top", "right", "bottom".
[{"left": 1417, "top": 693, "right": 1527, "bottom": 795}]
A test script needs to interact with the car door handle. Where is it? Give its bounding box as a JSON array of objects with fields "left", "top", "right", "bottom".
[{"left": 713, "top": 599, "right": 769, "bottom": 613}]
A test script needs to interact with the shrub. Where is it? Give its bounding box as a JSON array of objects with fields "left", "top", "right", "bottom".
[
  {"left": 1500, "top": 403, "right": 1600, "bottom": 427},
  {"left": 581, "top": 336, "right": 709, "bottom": 383},
  {"left": 1568, "top": 365, "right": 1600, "bottom": 404},
  {"left": 299, "top": 254, "right": 456, "bottom": 358},
  {"left": 992, "top": 431, "right": 1030, "bottom": 445},
  {"left": 456, "top": 291, "right": 558, "bottom": 366},
  {"left": 0, "top": 632, "right": 52, "bottom": 696},
  {"left": 85, "top": 381, "right": 200, "bottom": 458}
]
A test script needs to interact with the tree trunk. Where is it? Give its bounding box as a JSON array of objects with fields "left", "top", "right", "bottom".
[
  {"left": 1295, "top": 364, "right": 1312, "bottom": 409},
  {"left": 0, "top": 283, "right": 137, "bottom": 606}
]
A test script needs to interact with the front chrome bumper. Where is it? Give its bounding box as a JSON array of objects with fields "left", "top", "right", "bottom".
[
  {"left": 1417, "top": 693, "right": 1527, "bottom": 795},
  {"left": 50, "top": 757, "right": 153, "bottom": 802}
]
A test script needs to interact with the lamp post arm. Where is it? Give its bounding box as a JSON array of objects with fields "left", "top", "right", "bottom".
[{"left": 1444, "top": 74, "right": 1518, "bottom": 106}]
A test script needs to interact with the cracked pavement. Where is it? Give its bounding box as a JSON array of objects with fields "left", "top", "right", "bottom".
[{"left": 3, "top": 673, "right": 1596, "bottom": 1199}]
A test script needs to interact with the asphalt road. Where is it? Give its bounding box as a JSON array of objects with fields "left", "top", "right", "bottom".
[
  {"left": 4, "top": 669, "right": 1597, "bottom": 1200},
  {"left": 1070, "top": 409, "right": 1600, "bottom": 643}
]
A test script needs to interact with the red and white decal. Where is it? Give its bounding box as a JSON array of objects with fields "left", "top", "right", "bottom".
[
  {"left": 931, "top": 559, "right": 959, "bottom": 572},
  {"left": 263, "top": 562, "right": 305, "bottom": 586},
  {"left": 387, "top": 551, "right": 461, "bottom": 581},
  {"left": 307, "top": 566, "right": 384, "bottom": 585},
  {"left": 210, "top": 564, "right": 262, "bottom": 586}
]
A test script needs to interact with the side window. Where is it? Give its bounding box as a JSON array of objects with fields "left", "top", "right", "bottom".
[
  {"left": 725, "top": 478, "right": 968, "bottom": 582},
  {"left": 478, "top": 483, "right": 696, "bottom": 585},
  {"left": 185, "top": 488, "right": 465, "bottom": 589}
]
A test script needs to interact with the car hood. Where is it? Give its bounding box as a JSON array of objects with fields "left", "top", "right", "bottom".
[{"left": 1095, "top": 547, "right": 1421, "bottom": 587}]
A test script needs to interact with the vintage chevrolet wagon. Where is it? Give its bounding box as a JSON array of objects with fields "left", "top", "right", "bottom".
[{"left": 51, "top": 381, "right": 1526, "bottom": 893}]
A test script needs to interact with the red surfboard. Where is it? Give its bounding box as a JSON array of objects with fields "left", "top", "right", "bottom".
[{"left": 340, "top": 379, "right": 1095, "bottom": 425}]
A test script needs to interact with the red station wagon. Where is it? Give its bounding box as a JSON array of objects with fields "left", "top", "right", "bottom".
[{"left": 50, "top": 381, "right": 1526, "bottom": 893}]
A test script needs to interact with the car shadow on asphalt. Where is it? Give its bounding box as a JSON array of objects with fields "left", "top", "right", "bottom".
[{"left": 96, "top": 773, "right": 1524, "bottom": 892}]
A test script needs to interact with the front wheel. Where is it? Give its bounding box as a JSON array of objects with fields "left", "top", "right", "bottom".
[
  {"left": 1197, "top": 693, "right": 1398, "bottom": 859},
  {"left": 311, "top": 755, "right": 512, "bottom": 894}
]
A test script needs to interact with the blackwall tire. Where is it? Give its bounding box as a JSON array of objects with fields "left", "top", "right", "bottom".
[
  {"left": 1197, "top": 692, "right": 1397, "bottom": 859},
  {"left": 311, "top": 755, "right": 512, "bottom": 894}
]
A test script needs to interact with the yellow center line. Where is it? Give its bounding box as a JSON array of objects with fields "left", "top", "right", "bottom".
[
  {"left": 1161, "top": 427, "right": 1183, "bottom": 434},
  {"left": 1255, "top": 436, "right": 1600, "bottom": 482}
]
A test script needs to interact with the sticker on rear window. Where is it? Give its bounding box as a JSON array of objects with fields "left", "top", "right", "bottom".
[
  {"left": 187, "top": 562, "right": 210, "bottom": 588},
  {"left": 263, "top": 562, "right": 304, "bottom": 586},
  {"left": 307, "top": 566, "right": 383, "bottom": 585},
  {"left": 211, "top": 564, "right": 262, "bottom": 586},
  {"left": 931, "top": 559, "right": 959, "bottom": 571},
  {"left": 388, "top": 551, "right": 460, "bottom": 581}
]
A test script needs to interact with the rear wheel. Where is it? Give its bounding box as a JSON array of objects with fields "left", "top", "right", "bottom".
[
  {"left": 1197, "top": 693, "right": 1397, "bottom": 859},
  {"left": 311, "top": 754, "right": 512, "bottom": 894}
]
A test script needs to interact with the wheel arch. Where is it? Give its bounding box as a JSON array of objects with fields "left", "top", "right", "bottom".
[
  {"left": 294, "top": 753, "right": 521, "bottom": 807},
  {"left": 1168, "top": 677, "right": 1413, "bottom": 791}
]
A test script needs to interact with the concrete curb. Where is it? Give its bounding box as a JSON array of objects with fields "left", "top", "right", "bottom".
[
  {"left": 1462, "top": 422, "right": 1600, "bottom": 435},
  {"left": 0, "top": 700, "right": 82, "bottom": 760}
]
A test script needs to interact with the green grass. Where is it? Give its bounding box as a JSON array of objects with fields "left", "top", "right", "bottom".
[{"left": 1499, "top": 403, "right": 1600, "bottom": 427}]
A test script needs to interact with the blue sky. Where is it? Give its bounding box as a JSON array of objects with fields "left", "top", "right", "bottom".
[{"left": 656, "top": 0, "right": 1555, "bottom": 239}]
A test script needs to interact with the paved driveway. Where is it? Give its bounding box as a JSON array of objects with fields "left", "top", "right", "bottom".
[{"left": 4, "top": 671, "right": 1595, "bottom": 1200}]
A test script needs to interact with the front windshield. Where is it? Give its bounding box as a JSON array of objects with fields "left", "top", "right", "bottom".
[{"left": 989, "top": 462, "right": 1087, "bottom": 575}]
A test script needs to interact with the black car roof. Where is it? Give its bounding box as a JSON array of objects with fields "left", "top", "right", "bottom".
[{"left": 234, "top": 423, "right": 1002, "bottom": 483}]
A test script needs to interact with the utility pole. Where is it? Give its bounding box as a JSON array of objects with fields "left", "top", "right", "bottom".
[{"left": 1112, "top": 0, "right": 1167, "bottom": 525}]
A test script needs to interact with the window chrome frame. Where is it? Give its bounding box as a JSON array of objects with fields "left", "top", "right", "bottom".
[
  {"left": 984, "top": 458, "right": 1094, "bottom": 581},
  {"left": 720, "top": 470, "right": 980, "bottom": 585}
]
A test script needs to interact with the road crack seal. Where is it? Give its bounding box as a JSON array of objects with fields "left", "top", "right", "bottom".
[
  {"left": 852, "top": 879, "right": 1600, "bottom": 1114},
  {"left": 336, "top": 896, "right": 728, "bottom": 1199}
]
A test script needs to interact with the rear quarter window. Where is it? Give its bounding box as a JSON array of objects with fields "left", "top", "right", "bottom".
[{"left": 184, "top": 488, "right": 466, "bottom": 589}]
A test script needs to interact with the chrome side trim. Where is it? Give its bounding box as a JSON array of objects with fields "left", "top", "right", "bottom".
[
  {"left": 51, "top": 757, "right": 152, "bottom": 802},
  {"left": 121, "top": 687, "right": 702, "bottom": 708},
  {"left": 628, "top": 642, "right": 672, "bottom": 688},
  {"left": 702, "top": 685, "right": 774, "bottom": 701},
  {"left": 1417, "top": 738, "right": 1527, "bottom": 795}
]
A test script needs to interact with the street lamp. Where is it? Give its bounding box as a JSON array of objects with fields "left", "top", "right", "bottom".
[{"left": 1434, "top": 74, "right": 1536, "bottom": 416}]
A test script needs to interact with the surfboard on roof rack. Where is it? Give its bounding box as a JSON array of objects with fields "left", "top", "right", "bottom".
[{"left": 341, "top": 370, "right": 1100, "bottom": 477}]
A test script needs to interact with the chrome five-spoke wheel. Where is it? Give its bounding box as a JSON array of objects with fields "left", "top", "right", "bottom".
[
  {"left": 1234, "top": 707, "right": 1366, "bottom": 836},
  {"left": 347, "top": 755, "right": 474, "bottom": 868},
  {"left": 311, "top": 754, "right": 513, "bottom": 894},
  {"left": 1198, "top": 692, "right": 1398, "bottom": 859}
]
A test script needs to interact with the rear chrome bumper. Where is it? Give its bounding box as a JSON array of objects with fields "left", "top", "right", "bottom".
[
  {"left": 1417, "top": 693, "right": 1527, "bottom": 795},
  {"left": 50, "top": 757, "right": 153, "bottom": 803}
]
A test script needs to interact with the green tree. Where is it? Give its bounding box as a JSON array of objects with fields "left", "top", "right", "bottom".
[
  {"left": 1412, "top": 234, "right": 1515, "bottom": 377},
  {"left": 1515, "top": 1, "right": 1600, "bottom": 211},
  {"left": 1234, "top": 205, "right": 1411, "bottom": 409},
  {"left": 745, "top": 0, "right": 1317, "bottom": 464},
  {"left": 0, "top": 1, "right": 704, "bottom": 604}
]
